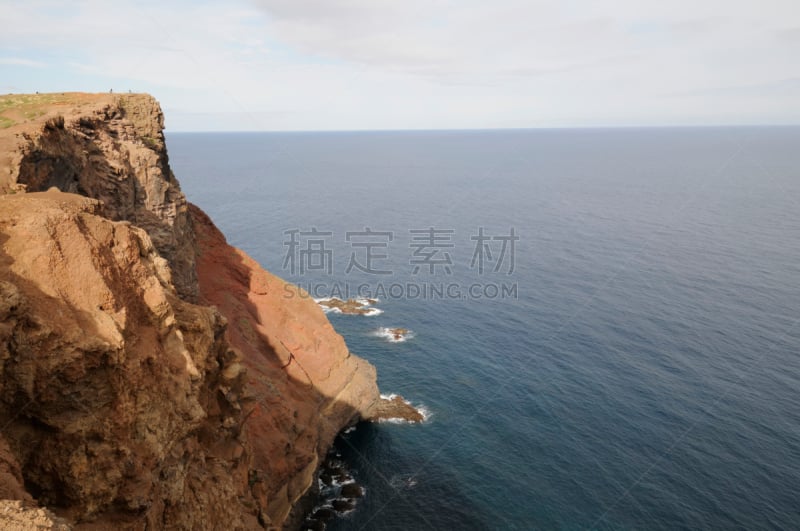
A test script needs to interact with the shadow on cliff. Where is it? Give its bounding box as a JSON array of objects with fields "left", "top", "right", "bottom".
[
  {"left": 0, "top": 206, "right": 256, "bottom": 529},
  {"left": 0, "top": 229, "right": 123, "bottom": 509},
  {"left": 189, "top": 203, "right": 375, "bottom": 527},
  {"left": 15, "top": 106, "right": 198, "bottom": 300},
  {"left": 5, "top": 105, "right": 386, "bottom": 527}
]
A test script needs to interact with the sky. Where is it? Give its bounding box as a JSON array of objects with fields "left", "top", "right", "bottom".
[{"left": 1, "top": 0, "right": 798, "bottom": 131}]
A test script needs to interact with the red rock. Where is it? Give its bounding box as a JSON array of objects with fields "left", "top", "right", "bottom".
[
  {"left": 0, "top": 192, "right": 255, "bottom": 529},
  {"left": 0, "top": 94, "right": 399, "bottom": 529},
  {"left": 192, "top": 204, "right": 382, "bottom": 525}
]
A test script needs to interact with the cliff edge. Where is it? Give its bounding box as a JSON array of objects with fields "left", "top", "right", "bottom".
[{"left": 0, "top": 93, "right": 414, "bottom": 530}]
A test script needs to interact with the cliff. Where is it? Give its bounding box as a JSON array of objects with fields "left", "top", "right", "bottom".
[
  {"left": 0, "top": 93, "right": 415, "bottom": 530},
  {"left": 2, "top": 93, "right": 197, "bottom": 300},
  {"left": 0, "top": 191, "right": 256, "bottom": 528}
]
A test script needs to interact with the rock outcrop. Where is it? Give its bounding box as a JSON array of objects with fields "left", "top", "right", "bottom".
[
  {"left": 0, "top": 93, "right": 417, "bottom": 530},
  {"left": 0, "top": 192, "right": 257, "bottom": 529},
  {"left": 7, "top": 94, "right": 197, "bottom": 301}
]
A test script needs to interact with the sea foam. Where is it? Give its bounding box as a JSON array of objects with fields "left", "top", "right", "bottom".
[
  {"left": 373, "top": 327, "right": 415, "bottom": 342},
  {"left": 379, "top": 393, "right": 432, "bottom": 423}
]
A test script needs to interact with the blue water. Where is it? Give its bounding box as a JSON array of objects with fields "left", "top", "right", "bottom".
[{"left": 167, "top": 128, "right": 800, "bottom": 530}]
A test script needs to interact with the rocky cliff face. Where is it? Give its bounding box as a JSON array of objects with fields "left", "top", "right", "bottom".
[
  {"left": 191, "top": 205, "right": 382, "bottom": 526},
  {"left": 0, "top": 93, "right": 407, "bottom": 530},
  {"left": 8, "top": 95, "right": 197, "bottom": 301},
  {"left": 0, "top": 192, "right": 256, "bottom": 529}
]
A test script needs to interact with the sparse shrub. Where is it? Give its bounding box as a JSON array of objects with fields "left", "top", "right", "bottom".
[
  {"left": 78, "top": 117, "right": 96, "bottom": 130},
  {"left": 141, "top": 135, "right": 159, "bottom": 149},
  {"left": 44, "top": 115, "right": 65, "bottom": 131}
]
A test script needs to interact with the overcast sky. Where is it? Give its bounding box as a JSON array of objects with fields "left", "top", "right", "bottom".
[{"left": 1, "top": 0, "right": 798, "bottom": 131}]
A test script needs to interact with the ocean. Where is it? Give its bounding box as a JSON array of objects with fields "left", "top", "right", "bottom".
[{"left": 167, "top": 127, "right": 800, "bottom": 530}]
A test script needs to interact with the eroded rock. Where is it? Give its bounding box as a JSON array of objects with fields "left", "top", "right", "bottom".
[
  {"left": 0, "top": 93, "right": 404, "bottom": 530},
  {"left": 0, "top": 193, "right": 256, "bottom": 529}
]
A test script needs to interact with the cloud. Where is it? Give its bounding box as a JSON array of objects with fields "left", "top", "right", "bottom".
[
  {"left": 241, "top": 0, "right": 800, "bottom": 122},
  {"left": 250, "top": 1, "right": 612, "bottom": 79},
  {"left": 1, "top": 0, "right": 798, "bottom": 129},
  {"left": 0, "top": 57, "right": 46, "bottom": 68},
  {"left": 775, "top": 27, "right": 800, "bottom": 45},
  {"left": 667, "top": 78, "right": 800, "bottom": 98}
]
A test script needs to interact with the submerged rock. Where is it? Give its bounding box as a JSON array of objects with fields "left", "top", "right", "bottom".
[
  {"left": 331, "top": 498, "right": 356, "bottom": 512},
  {"left": 375, "top": 326, "right": 413, "bottom": 342},
  {"left": 303, "top": 518, "right": 326, "bottom": 531},
  {"left": 317, "top": 297, "right": 380, "bottom": 315},
  {"left": 313, "top": 507, "right": 336, "bottom": 522},
  {"left": 367, "top": 395, "right": 426, "bottom": 423},
  {"left": 388, "top": 327, "right": 410, "bottom": 340},
  {"left": 341, "top": 482, "right": 365, "bottom": 498}
]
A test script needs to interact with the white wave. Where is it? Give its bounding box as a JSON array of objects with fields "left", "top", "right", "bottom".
[
  {"left": 314, "top": 297, "right": 383, "bottom": 316},
  {"left": 314, "top": 297, "right": 339, "bottom": 314},
  {"left": 379, "top": 411, "right": 429, "bottom": 425},
  {"left": 319, "top": 472, "right": 353, "bottom": 491},
  {"left": 417, "top": 404, "right": 432, "bottom": 422},
  {"left": 377, "top": 394, "right": 431, "bottom": 424},
  {"left": 373, "top": 327, "right": 414, "bottom": 342}
]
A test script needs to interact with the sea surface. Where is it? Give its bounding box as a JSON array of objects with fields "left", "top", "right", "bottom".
[{"left": 167, "top": 127, "right": 800, "bottom": 530}]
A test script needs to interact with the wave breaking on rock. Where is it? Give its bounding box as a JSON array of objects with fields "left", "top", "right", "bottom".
[
  {"left": 315, "top": 297, "right": 383, "bottom": 316},
  {"left": 369, "top": 394, "right": 429, "bottom": 423},
  {"left": 373, "top": 326, "right": 415, "bottom": 342}
]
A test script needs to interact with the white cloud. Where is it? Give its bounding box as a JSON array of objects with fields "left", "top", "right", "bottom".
[
  {"left": 0, "top": 57, "right": 46, "bottom": 67},
  {"left": 0, "top": 0, "right": 798, "bottom": 129}
]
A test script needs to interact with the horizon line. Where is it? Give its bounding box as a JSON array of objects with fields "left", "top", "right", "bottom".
[{"left": 164, "top": 123, "right": 800, "bottom": 134}]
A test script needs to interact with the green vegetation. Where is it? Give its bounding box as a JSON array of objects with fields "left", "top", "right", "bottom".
[
  {"left": 0, "top": 93, "right": 78, "bottom": 129},
  {"left": 0, "top": 93, "right": 63, "bottom": 112},
  {"left": 23, "top": 109, "right": 45, "bottom": 120},
  {"left": 141, "top": 135, "right": 158, "bottom": 148}
]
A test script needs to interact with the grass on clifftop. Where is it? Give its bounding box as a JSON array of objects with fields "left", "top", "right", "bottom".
[{"left": 0, "top": 93, "right": 99, "bottom": 129}]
